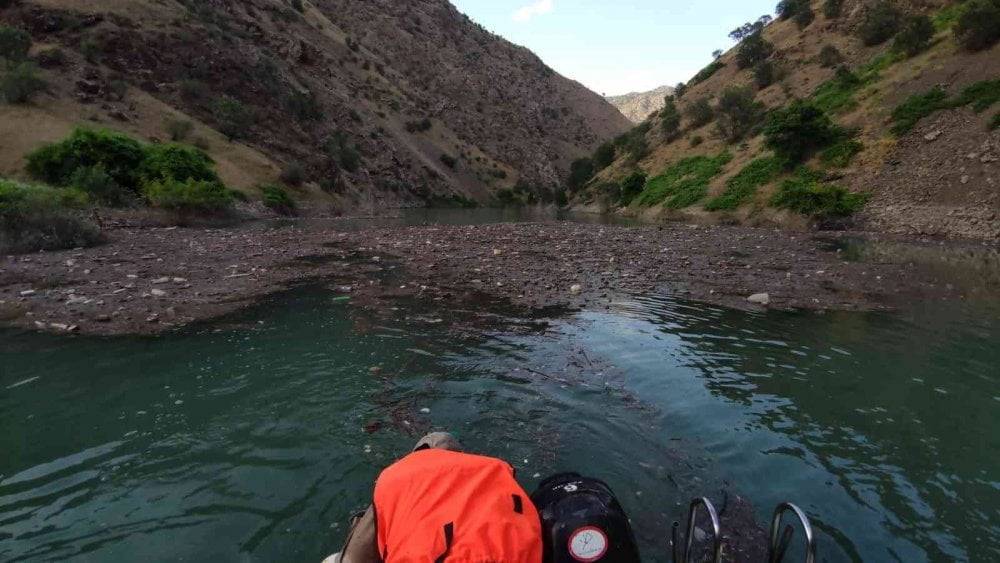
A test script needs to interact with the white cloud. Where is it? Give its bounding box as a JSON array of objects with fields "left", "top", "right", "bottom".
[{"left": 513, "top": 0, "right": 554, "bottom": 23}]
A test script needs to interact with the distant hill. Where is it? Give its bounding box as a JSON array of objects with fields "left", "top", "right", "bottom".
[
  {"left": 607, "top": 85, "right": 675, "bottom": 123},
  {"left": 0, "top": 0, "right": 630, "bottom": 211},
  {"left": 574, "top": 0, "right": 1000, "bottom": 241}
]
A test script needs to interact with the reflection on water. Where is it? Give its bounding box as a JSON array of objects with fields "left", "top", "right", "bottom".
[{"left": 2, "top": 267, "right": 999, "bottom": 561}]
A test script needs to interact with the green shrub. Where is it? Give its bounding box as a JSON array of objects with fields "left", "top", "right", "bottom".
[
  {"left": 259, "top": 184, "right": 296, "bottom": 215},
  {"left": 818, "top": 44, "right": 844, "bottom": 68},
  {"left": 140, "top": 143, "right": 220, "bottom": 185},
  {"left": 0, "top": 179, "right": 100, "bottom": 253},
  {"left": 280, "top": 161, "right": 307, "bottom": 186},
  {"left": 819, "top": 139, "right": 863, "bottom": 168},
  {"left": 0, "top": 62, "right": 45, "bottom": 103},
  {"left": 592, "top": 142, "right": 616, "bottom": 170},
  {"left": 0, "top": 24, "right": 31, "bottom": 65},
  {"left": 27, "top": 127, "right": 145, "bottom": 189},
  {"left": 890, "top": 87, "right": 948, "bottom": 135},
  {"left": 691, "top": 60, "right": 725, "bottom": 84},
  {"left": 213, "top": 95, "right": 255, "bottom": 140},
  {"left": 892, "top": 14, "right": 935, "bottom": 57},
  {"left": 405, "top": 118, "right": 433, "bottom": 133},
  {"left": 824, "top": 0, "right": 844, "bottom": 19},
  {"left": 69, "top": 164, "right": 129, "bottom": 206},
  {"left": 142, "top": 178, "right": 233, "bottom": 212},
  {"left": 690, "top": 135, "right": 704, "bottom": 147},
  {"left": 954, "top": 0, "right": 1000, "bottom": 51},
  {"left": 794, "top": 4, "right": 816, "bottom": 29},
  {"left": 954, "top": 79, "right": 1000, "bottom": 113},
  {"left": 633, "top": 152, "right": 732, "bottom": 209},
  {"left": 714, "top": 86, "right": 766, "bottom": 143},
  {"left": 325, "top": 132, "right": 362, "bottom": 173},
  {"left": 440, "top": 153, "right": 457, "bottom": 169},
  {"left": 770, "top": 167, "right": 868, "bottom": 218},
  {"left": 991, "top": 110, "right": 1000, "bottom": 130},
  {"left": 754, "top": 60, "right": 775, "bottom": 89},
  {"left": 618, "top": 171, "right": 647, "bottom": 206},
  {"left": 661, "top": 98, "right": 681, "bottom": 140},
  {"left": 35, "top": 47, "right": 66, "bottom": 68},
  {"left": 685, "top": 97, "right": 715, "bottom": 128},
  {"left": 859, "top": 0, "right": 902, "bottom": 46},
  {"left": 284, "top": 89, "right": 323, "bottom": 122},
  {"left": 675, "top": 82, "right": 688, "bottom": 99},
  {"left": 165, "top": 118, "right": 194, "bottom": 141},
  {"left": 705, "top": 155, "right": 786, "bottom": 211},
  {"left": 810, "top": 54, "right": 892, "bottom": 114},
  {"left": 179, "top": 79, "right": 210, "bottom": 102},
  {"left": 777, "top": 0, "right": 808, "bottom": 20},
  {"left": 568, "top": 163, "right": 596, "bottom": 195},
  {"left": 736, "top": 32, "right": 773, "bottom": 69},
  {"left": 764, "top": 100, "right": 841, "bottom": 163},
  {"left": 79, "top": 38, "right": 102, "bottom": 63}
]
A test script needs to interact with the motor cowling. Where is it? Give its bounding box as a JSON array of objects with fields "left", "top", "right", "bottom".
[{"left": 530, "top": 473, "right": 642, "bottom": 563}]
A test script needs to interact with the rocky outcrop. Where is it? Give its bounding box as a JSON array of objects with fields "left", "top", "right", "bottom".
[{"left": 606, "top": 85, "right": 674, "bottom": 123}]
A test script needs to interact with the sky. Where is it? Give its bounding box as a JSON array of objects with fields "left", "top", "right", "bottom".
[{"left": 450, "top": 0, "right": 778, "bottom": 97}]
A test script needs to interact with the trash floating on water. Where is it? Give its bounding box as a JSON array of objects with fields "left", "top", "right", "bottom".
[{"left": 6, "top": 376, "right": 40, "bottom": 389}]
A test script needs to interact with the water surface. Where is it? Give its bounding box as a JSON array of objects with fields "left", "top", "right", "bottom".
[{"left": 2, "top": 224, "right": 999, "bottom": 562}]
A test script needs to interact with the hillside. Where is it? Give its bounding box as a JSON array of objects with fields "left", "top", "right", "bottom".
[
  {"left": 607, "top": 85, "right": 675, "bottom": 123},
  {"left": 573, "top": 0, "right": 1000, "bottom": 241},
  {"left": 0, "top": 0, "right": 630, "bottom": 213}
]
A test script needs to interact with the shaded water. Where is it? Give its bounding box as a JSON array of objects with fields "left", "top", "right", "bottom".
[{"left": 2, "top": 222, "right": 1000, "bottom": 562}]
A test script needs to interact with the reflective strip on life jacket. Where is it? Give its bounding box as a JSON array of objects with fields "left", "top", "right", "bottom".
[{"left": 374, "top": 449, "right": 542, "bottom": 563}]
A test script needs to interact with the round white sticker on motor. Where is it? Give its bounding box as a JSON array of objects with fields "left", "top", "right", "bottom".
[{"left": 568, "top": 526, "right": 608, "bottom": 562}]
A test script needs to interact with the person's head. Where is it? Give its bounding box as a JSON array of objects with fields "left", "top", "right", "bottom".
[{"left": 531, "top": 473, "right": 641, "bottom": 563}]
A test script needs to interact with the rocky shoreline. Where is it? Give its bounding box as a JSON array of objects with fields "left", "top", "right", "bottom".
[{"left": 0, "top": 221, "right": 968, "bottom": 336}]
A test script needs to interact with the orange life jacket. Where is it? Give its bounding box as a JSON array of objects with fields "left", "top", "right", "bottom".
[{"left": 373, "top": 449, "right": 542, "bottom": 563}]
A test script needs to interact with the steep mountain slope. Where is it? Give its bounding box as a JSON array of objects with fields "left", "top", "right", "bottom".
[
  {"left": 578, "top": 0, "right": 1000, "bottom": 240},
  {"left": 607, "top": 85, "right": 675, "bottom": 123},
  {"left": 0, "top": 0, "right": 630, "bottom": 212}
]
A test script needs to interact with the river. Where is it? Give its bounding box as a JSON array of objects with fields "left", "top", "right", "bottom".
[{"left": 2, "top": 210, "right": 998, "bottom": 562}]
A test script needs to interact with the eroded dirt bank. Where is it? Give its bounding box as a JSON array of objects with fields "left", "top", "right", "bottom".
[{"left": 0, "top": 222, "right": 968, "bottom": 336}]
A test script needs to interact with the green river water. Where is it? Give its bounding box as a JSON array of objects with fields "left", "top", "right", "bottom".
[{"left": 2, "top": 211, "right": 999, "bottom": 562}]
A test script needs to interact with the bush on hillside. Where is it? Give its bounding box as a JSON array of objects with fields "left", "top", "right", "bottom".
[
  {"left": 0, "top": 62, "right": 45, "bottom": 103},
  {"left": 705, "top": 155, "right": 787, "bottom": 211},
  {"left": 819, "top": 138, "right": 863, "bottom": 168},
  {"left": 714, "top": 86, "right": 766, "bottom": 143},
  {"left": 593, "top": 142, "right": 616, "bottom": 170},
  {"left": 859, "top": 0, "right": 902, "bottom": 46},
  {"left": 165, "top": 118, "right": 194, "bottom": 141},
  {"left": 27, "top": 127, "right": 145, "bottom": 189},
  {"left": 764, "top": 100, "right": 841, "bottom": 163},
  {"left": 35, "top": 47, "right": 66, "bottom": 68},
  {"left": 618, "top": 171, "right": 647, "bottom": 206},
  {"left": 776, "top": 0, "right": 808, "bottom": 20},
  {"left": 824, "top": 0, "right": 844, "bottom": 19},
  {"left": 991, "top": 110, "right": 1000, "bottom": 131},
  {"left": 284, "top": 89, "right": 324, "bottom": 122},
  {"left": 139, "top": 143, "right": 220, "bottom": 186},
  {"left": 0, "top": 179, "right": 100, "bottom": 253},
  {"left": 661, "top": 98, "right": 682, "bottom": 140},
  {"left": 954, "top": 0, "right": 1000, "bottom": 51},
  {"left": 794, "top": 4, "right": 816, "bottom": 29},
  {"left": 0, "top": 24, "right": 31, "bottom": 65},
  {"left": 890, "top": 87, "right": 948, "bottom": 135},
  {"left": 818, "top": 45, "right": 844, "bottom": 68},
  {"left": 691, "top": 60, "right": 725, "bottom": 84},
  {"left": 892, "top": 14, "right": 935, "bottom": 57},
  {"left": 280, "top": 161, "right": 307, "bottom": 186},
  {"left": 770, "top": 167, "right": 868, "bottom": 218},
  {"left": 567, "top": 157, "right": 595, "bottom": 192},
  {"left": 674, "top": 82, "right": 688, "bottom": 99},
  {"left": 440, "top": 153, "right": 457, "bottom": 169},
  {"left": 213, "top": 95, "right": 256, "bottom": 141},
  {"left": 142, "top": 178, "right": 233, "bottom": 212},
  {"left": 736, "top": 32, "right": 773, "bottom": 69},
  {"left": 754, "top": 60, "right": 775, "bottom": 89},
  {"left": 633, "top": 153, "right": 733, "bottom": 209},
  {"left": 69, "top": 164, "right": 130, "bottom": 206},
  {"left": 685, "top": 97, "right": 715, "bottom": 128},
  {"left": 259, "top": 184, "right": 296, "bottom": 215}
]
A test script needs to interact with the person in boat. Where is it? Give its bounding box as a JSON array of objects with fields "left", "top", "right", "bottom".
[{"left": 329, "top": 432, "right": 641, "bottom": 563}]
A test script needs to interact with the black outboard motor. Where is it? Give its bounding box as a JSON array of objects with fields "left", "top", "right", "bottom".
[{"left": 531, "top": 473, "right": 642, "bottom": 563}]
